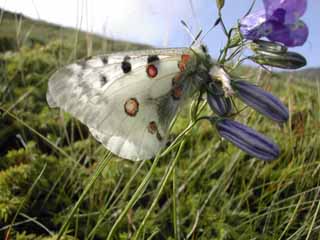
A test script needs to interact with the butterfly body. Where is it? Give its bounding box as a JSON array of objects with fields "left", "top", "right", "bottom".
[{"left": 47, "top": 45, "right": 214, "bottom": 160}]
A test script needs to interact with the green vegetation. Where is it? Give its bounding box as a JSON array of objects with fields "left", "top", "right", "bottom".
[{"left": 1, "top": 8, "right": 320, "bottom": 240}]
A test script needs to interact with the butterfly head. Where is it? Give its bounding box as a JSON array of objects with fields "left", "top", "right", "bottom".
[
  {"left": 189, "top": 45, "right": 235, "bottom": 97},
  {"left": 209, "top": 66, "right": 234, "bottom": 97}
]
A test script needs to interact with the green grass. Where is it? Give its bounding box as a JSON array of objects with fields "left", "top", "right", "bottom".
[{"left": 1, "top": 8, "right": 320, "bottom": 240}]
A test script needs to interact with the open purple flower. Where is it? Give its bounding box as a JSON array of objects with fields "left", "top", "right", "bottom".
[
  {"left": 240, "top": 0, "right": 308, "bottom": 47},
  {"left": 263, "top": 0, "right": 307, "bottom": 24},
  {"left": 215, "top": 118, "right": 280, "bottom": 161}
]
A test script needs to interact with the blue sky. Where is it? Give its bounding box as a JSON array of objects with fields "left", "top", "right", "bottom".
[{"left": 1, "top": 0, "right": 319, "bottom": 67}]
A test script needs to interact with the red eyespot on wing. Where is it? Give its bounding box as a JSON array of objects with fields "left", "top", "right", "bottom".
[
  {"left": 147, "top": 121, "right": 163, "bottom": 142},
  {"left": 146, "top": 64, "right": 158, "bottom": 78},
  {"left": 124, "top": 98, "right": 139, "bottom": 117},
  {"left": 181, "top": 54, "right": 191, "bottom": 63},
  {"left": 178, "top": 54, "right": 191, "bottom": 72},
  {"left": 147, "top": 121, "right": 158, "bottom": 134}
]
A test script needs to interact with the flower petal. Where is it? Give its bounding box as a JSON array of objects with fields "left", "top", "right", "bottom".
[
  {"left": 215, "top": 119, "right": 280, "bottom": 161},
  {"left": 240, "top": 9, "right": 268, "bottom": 40},
  {"left": 267, "top": 20, "right": 309, "bottom": 47},
  {"left": 263, "top": 0, "right": 307, "bottom": 24}
]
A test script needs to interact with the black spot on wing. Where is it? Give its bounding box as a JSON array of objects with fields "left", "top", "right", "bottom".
[
  {"left": 122, "top": 62, "right": 132, "bottom": 73},
  {"left": 121, "top": 56, "right": 132, "bottom": 73},
  {"left": 100, "top": 74, "right": 108, "bottom": 86},
  {"left": 156, "top": 132, "right": 163, "bottom": 141},
  {"left": 101, "top": 56, "right": 108, "bottom": 64},
  {"left": 147, "top": 55, "right": 160, "bottom": 64}
]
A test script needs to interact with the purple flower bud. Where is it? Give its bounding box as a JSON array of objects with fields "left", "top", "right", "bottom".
[
  {"left": 249, "top": 50, "right": 306, "bottom": 69},
  {"left": 232, "top": 80, "right": 289, "bottom": 123},
  {"left": 215, "top": 119, "right": 280, "bottom": 161},
  {"left": 250, "top": 39, "right": 287, "bottom": 54},
  {"left": 207, "top": 93, "right": 232, "bottom": 117},
  {"left": 206, "top": 82, "right": 232, "bottom": 116}
]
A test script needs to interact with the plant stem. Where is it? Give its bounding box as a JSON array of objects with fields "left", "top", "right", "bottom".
[
  {"left": 132, "top": 140, "right": 186, "bottom": 240},
  {"left": 106, "top": 153, "right": 162, "bottom": 240},
  {"left": 57, "top": 152, "right": 112, "bottom": 239},
  {"left": 173, "top": 163, "right": 180, "bottom": 240}
]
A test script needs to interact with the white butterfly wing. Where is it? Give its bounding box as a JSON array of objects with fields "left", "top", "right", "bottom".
[{"left": 47, "top": 49, "right": 194, "bottom": 160}]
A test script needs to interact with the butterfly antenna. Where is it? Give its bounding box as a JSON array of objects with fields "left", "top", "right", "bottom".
[
  {"left": 191, "top": 30, "right": 203, "bottom": 47},
  {"left": 180, "top": 20, "right": 203, "bottom": 47},
  {"left": 244, "top": 0, "right": 256, "bottom": 17},
  {"left": 181, "top": 20, "right": 196, "bottom": 40},
  {"left": 199, "top": 17, "right": 220, "bottom": 42}
]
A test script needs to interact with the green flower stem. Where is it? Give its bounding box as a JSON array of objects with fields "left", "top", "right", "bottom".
[
  {"left": 231, "top": 56, "right": 250, "bottom": 70},
  {"left": 218, "top": 25, "right": 236, "bottom": 64},
  {"left": 106, "top": 153, "right": 162, "bottom": 240},
  {"left": 132, "top": 140, "right": 186, "bottom": 240},
  {"left": 87, "top": 174, "right": 125, "bottom": 240},
  {"left": 173, "top": 164, "right": 180, "bottom": 240},
  {"left": 226, "top": 45, "right": 245, "bottom": 62},
  {"left": 160, "top": 102, "right": 207, "bottom": 158},
  {"left": 105, "top": 98, "right": 207, "bottom": 239},
  {"left": 190, "top": 92, "right": 206, "bottom": 121},
  {"left": 106, "top": 102, "right": 206, "bottom": 239},
  {"left": 218, "top": 10, "right": 228, "bottom": 37},
  {"left": 57, "top": 152, "right": 112, "bottom": 239},
  {"left": 160, "top": 122, "right": 195, "bottom": 158},
  {"left": 87, "top": 160, "right": 146, "bottom": 240},
  {"left": 157, "top": 148, "right": 213, "bottom": 217}
]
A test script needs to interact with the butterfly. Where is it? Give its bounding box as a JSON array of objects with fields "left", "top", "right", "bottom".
[{"left": 47, "top": 44, "right": 232, "bottom": 161}]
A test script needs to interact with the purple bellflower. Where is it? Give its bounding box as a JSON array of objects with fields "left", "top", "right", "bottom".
[
  {"left": 215, "top": 118, "right": 280, "bottom": 161},
  {"left": 240, "top": 0, "right": 308, "bottom": 47},
  {"left": 206, "top": 82, "right": 232, "bottom": 117},
  {"left": 207, "top": 93, "right": 232, "bottom": 117},
  {"left": 232, "top": 80, "right": 289, "bottom": 122}
]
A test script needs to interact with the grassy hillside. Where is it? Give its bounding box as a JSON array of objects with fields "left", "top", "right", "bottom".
[
  {"left": 0, "top": 8, "right": 150, "bottom": 55},
  {"left": 287, "top": 68, "right": 320, "bottom": 83},
  {"left": 1, "top": 8, "right": 320, "bottom": 240}
]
